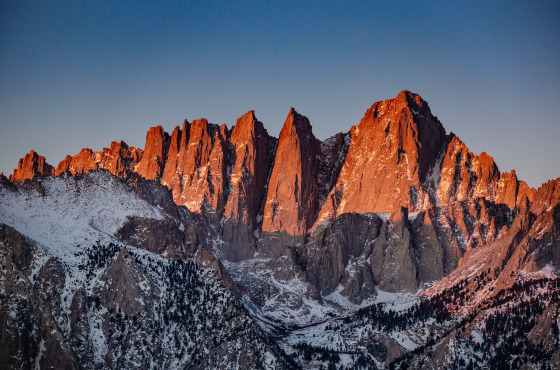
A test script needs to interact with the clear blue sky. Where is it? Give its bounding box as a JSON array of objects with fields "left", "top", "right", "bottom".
[{"left": 1, "top": 1, "right": 558, "bottom": 188}]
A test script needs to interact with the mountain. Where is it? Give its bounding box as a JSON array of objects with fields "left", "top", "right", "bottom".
[
  {"left": 2, "top": 91, "right": 558, "bottom": 369},
  {"left": 0, "top": 172, "right": 294, "bottom": 369},
  {"left": 9, "top": 150, "right": 54, "bottom": 184}
]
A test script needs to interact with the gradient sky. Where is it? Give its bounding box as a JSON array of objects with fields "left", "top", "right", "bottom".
[{"left": 1, "top": 1, "right": 559, "bottom": 188}]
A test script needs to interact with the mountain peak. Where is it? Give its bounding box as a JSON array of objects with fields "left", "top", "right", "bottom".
[
  {"left": 9, "top": 150, "right": 54, "bottom": 184},
  {"left": 136, "top": 125, "right": 169, "bottom": 180},
  {"left": 262, "top": 109, "right": 320, "bottom": 236}
]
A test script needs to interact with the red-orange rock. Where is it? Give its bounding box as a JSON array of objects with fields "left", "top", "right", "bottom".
[
  {"left": 56, "top": 148, "right": 98, "bottom": 175},
  {"left": 225, "top": 111, "right": 272, "bottom": 223},
  {"left": 136, "top": 126, "right": 169, "bottom": 180},
  {"left": 55, "top": 141, "right": 142, "bottom": 179},
  {"left": 161, "top": 120, "right": 189, "bottom": 196},
  {"left": 437, "top": 136, "right": 501, "bottom": 205},
  {"left": 517, "top": 180, "right": 536, "bottom": 207},
  {"left": 9, "top": 150, "right": 54, "bottom": 183},
  {"left": 162, "top": 119, "right": 229, "bottom": 213},
  {"left": 316, "top": 91, "right": 446, "bottom": 227},
  {"left": 262, "top": 108, "right": 320, "bottom": 235},
  {"left": 495, "top": 170, "right": 520, "bottom": 209},
  {"left": 222, "top": 111, "right": 274, "bottom": 259}
]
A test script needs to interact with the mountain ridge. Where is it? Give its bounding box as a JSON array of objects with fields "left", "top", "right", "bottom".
[
  {"left": 2, "top": 90, "right": 559, "bottom": 368},
  {"left": 8, "top": 91, "right": 536, "bottom": 241}
]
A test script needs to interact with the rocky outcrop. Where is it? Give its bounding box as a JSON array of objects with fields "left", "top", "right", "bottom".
[
  {"left": 116, "top": 216, "right": 198, "bottom": 258},
  {"left": 135, "top": 126, "right": 169, "bottom": 180},
  {"left": 305, "top": 213, "right": 382, "bottom": 299},
  {"left": 221, "top": 111, "right": 274, "bottom": 261},
  {"left": 422, "top": 178, "right": 560, "bottom": 314},
  {"left": 262, "top": 108, "right": 320, "bottom": 236},
  {"left": 0, "top": 224, "right": 77, "bottom": 369},
  {"left": 437, "top": 137, "right": 535, "bottom": 210},
  {"left": 411, "top": 210, "right": 444, "bottom": 284},
  {"left": 9, "top": 150, "right": 54, "bottom": 184},
  {"left": 437, "top": 136, "right": 500, "bottom": 205},
  {"left": 56, "top": 141, "right": 142, "bottom": 178},
  {"left": 56, "top": 148, "right": 99, "bottom": 175},
  {"left": 316, "top": 91, "right": 447, "bottom": 226},
  {"left": 160, "top": 120, "right": 188, "bottom": 190},
  {"left": 162, "top": 119, "right": 230, "bottom": 213},
  {"left": 369, "top": 207, "right": 418, "bottom": 293}
]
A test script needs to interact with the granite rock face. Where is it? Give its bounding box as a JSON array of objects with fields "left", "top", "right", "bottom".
[
  {"left": 305, "top": 212, "right": 382, "bottom": 298},
  {"left": 7, "top": 91, "right": 539, "bottom": 269},
  {"left": 422, "top": 177, "right": 560, "bottom": 315},
  {"left": 9, "top": 150, "right": 54, "bottom": 184},
  {"left": 316, "top": 91, "right": 447, "bottom": 225},
  {"left": 262, "top": 108, "right": 320, "bottom": 236},
  {"left": 369, "top": 207, "right": 418, "bottom": 293},
  {"left": 410, "top": 210, "right": 444, "bottom": 284},
  {"left": 55, "top": 141, "right": 142, "bottom": 179},
  {"left": 135, "top": 126, "right": 169, "bottom": 180},
  {"left": 221, "top": 111, "right": 275, "bottom": 261},
  {"left": 437, "top": 136, "right": 535, "bottom": 210}
]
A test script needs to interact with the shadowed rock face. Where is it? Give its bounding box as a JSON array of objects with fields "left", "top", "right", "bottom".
[
  {"left": 9, "top": 150, "right": 54, "bottom": 184},
  {"left": 221, "top": 111, "right": 275, "bottom": 261},
  {"left": 305, "top": 212, "right": 383, "bottom": 298},
  {"left": 370, "top": 207, "right": 418, "bottom": 293},
  {"left": 411, "top": 210, "right": 444, "bottom": 284},
  {"left": 296, "top": 196, "right": 516, "bottom": 301},
  {"left": 0, "top": 224, "right": 78, "bottom": 369}
]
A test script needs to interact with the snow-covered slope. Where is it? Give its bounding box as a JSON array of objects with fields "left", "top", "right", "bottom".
[
  {"left": 0, "top": 171, "right": 294, "bottom": 369},
  {"left": 0, "top": 171, "right": 165, "bottom": 257}
]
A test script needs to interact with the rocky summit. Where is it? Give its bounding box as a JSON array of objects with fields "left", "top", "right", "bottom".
[{"left": 2, "top": 91, "right": 558, "bottom": 369}]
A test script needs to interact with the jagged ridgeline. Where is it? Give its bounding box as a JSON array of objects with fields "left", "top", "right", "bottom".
[{"left": 2, "top": 91, "right": 559, "bottom": 369}]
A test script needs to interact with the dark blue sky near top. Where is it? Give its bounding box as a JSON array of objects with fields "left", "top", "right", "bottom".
[{"left": 0, "top": 1, "right": 558, "bottom": 188}]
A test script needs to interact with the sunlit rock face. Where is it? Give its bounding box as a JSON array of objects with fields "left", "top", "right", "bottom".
[
  {"left": 221, "top": 111, "right": 274, "bottom": 261},
  {"left": 169, "top": 118, "right": 229, "bottom": 213},
  {"left": 9, "top": 150, "right": 54, "bottom": 183},
  {"left": 9, "top": 90, "right": 538, "bottom": 259},
  {"left": 55, "top": 141, "right": 142, "bottom": 179},
  {"left": 315, "top": 90, "right": 447, "bottom": 226},
  {"left": 262, "top": 108, "right": 320, "bottom": 236},
  {"left": 135, "top": 125, "right": 169, "bottom": 181},
  {"left": 437, "top": 136, "right": 535, "bottom": 210}
]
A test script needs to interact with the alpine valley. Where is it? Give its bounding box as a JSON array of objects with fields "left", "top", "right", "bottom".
[{"left": 1, "top": 91, "right": 559, "bottom": 369}]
